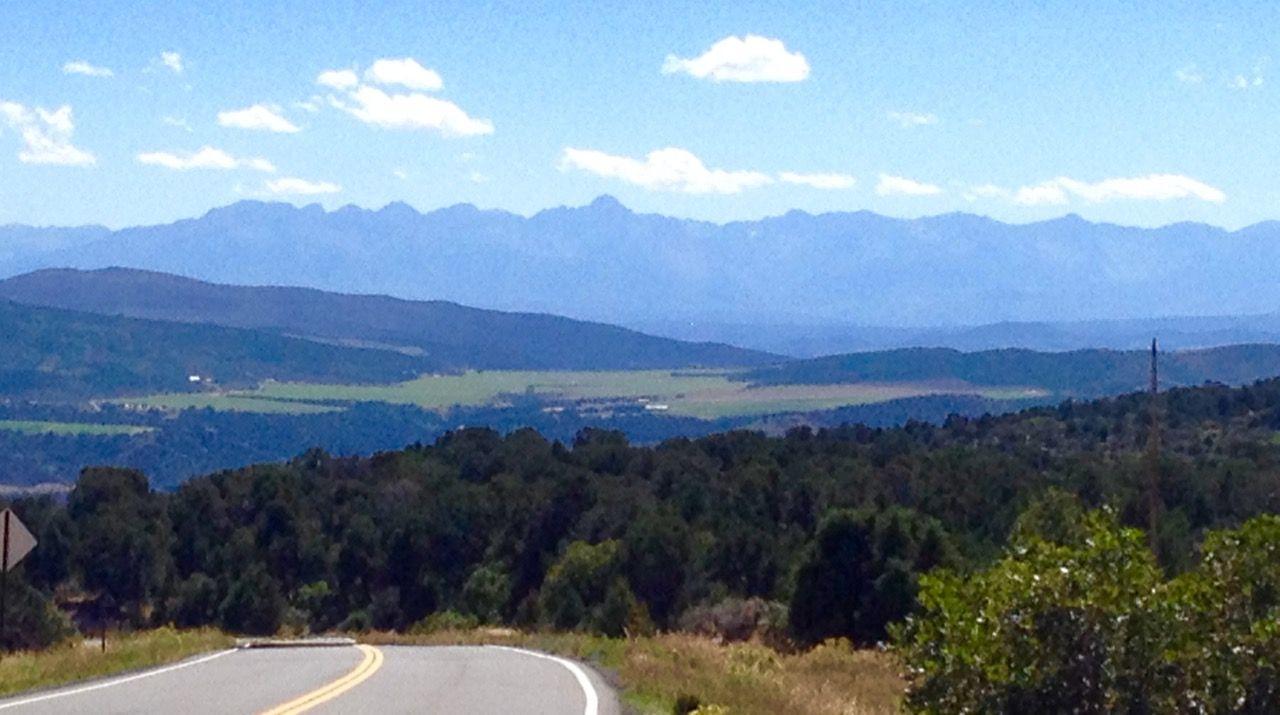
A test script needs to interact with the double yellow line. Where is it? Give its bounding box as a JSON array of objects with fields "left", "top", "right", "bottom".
[{"left": 259, "top": 644, "right": 384, "bottom": 715}]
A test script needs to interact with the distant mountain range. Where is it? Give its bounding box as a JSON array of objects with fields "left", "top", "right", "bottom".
[
  {"left": 638, "top": 314, "right": 1280, "bottom": 357},
  {"left": 0, "top": 268, "right": 773, "bottom": 373},
  {"left": 741, "top": 345, "right": 1280, "bottom": 398},
  {"left": 5, "top": 198, "right": 1280, "bottom": 334}
]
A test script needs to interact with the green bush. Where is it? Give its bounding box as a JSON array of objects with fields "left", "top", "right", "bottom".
[
  {"left": 894, "top": 511, "right": 1280, "bottom": 713},
  {"left": 538, "top": 540, "right": 623, "bottom": 632},
  {"left": 461, "top": 563, "right": 510, "bottom": 624},
  {"left": 0, "top": 575, "right": 75, "bottom": 652},
  {"left": 409, "top": 609, "right": 480, "bottom": 634}
]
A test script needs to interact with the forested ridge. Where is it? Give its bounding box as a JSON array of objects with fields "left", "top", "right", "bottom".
[{"left": 3, "top": 377, "right": 1279, "bottom": 709}]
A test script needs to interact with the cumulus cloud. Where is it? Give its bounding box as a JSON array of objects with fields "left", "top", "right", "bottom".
[
  {"left": 662, "top": 35, "right": 809, "bottom": 83},
  {"left": 364, "top": 58, "right": 443, "bottom": 90},
  {"left": 316, "top": 69, "right": 359, "bottom": 90},
  {"left": 0, "top": 102, "right": 95, "bottom": 166},
  {"left": 160, "top": 51, "right": 184, "bottom": 74},
  {"left": 875, "top": 174, "right": 942, "bottom": 196},
  {"left": 560, "top": 146, "right": 772, "bottom": 194},
  {"left": 217, "top": 104, "right": 300, "bottom": 133},
  {"left": 330, "top": 85, "right": 492, "bottom": 137},
  {"left": 63, "top": 60, "right": 114, "bottom": 78},
  {"left": 265, "top": 177, "right": 341, "bottom": 195},
  {"left": 779, "top": 171, "right": 856, "bottom": 189},
  {"left": 887, "top": 111, "right": 937, "bottom": 127},
  {"left": 136, "top": 146, "right": 276, "bottom": 173}
]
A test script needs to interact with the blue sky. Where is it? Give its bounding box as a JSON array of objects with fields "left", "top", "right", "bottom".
[{"left": 2, "top": 1, "right": 1278, "bottom": 229}]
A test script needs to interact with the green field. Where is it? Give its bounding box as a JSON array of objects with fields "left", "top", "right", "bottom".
[
  {"left": 123, "top": 370, "right": 1047, "bottom": 420},
  {"left": 0, "top": 420, "right": 155, "bottom": 436}
]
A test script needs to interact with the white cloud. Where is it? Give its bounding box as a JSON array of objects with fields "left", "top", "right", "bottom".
[
  {"left": 779, "top": 171, "right": 856, "bottom": 189},
  {"left": 887, "top": 111, "right": 937, "bottom": 127},
  {"left": 161, "top": 115, "right": 193, "bottom": 132},
  {"left": 1174, "top": 65, "right": 1203, "bottom": 84},
  {"left": 265, "top": 177, "right": 341, "bottom": 195},
  {"left": 63, "top": 60, "right": 114, "bottom": 78},
  {"left": 1229, "top": 58, "right": 1266, "bottom": 90},
  {"left": 962, "top": 183, "right": 1010, "bottom": 201},
  {"left": 365, "top": 58, "right": 443, "bottom": 91},
  {"left": 0, "top": 102, "right": 95, "bottom": 166},
  {"left": 662, "top": 35, "right": 809, "bottom": 83},
  {"left": 1012, "top": 181, "right": 1069, "bottom": 206},
  {"left": 136, "top": 146, "right": 276, "bottom": 173},
  {"left": 294, "top": 97, "right": 322, "bottom": 113},
  {"left": 1055, "top": 174, "right": 1225, "bottom": 203},
  {"left": 160, "top": 51, "right": 184, "bottom": 74},
  {"left": 560, "top": 146, "right": 772, "bottom": 194},
  {"left": 875, "top": 174, "right": 942, "bottom": 196},
  {"left": 331, "top": 85, "right": 492, "bottom": 137},
  {"left": 969, "top": 174, "right": 1227, "bottom": 205},
  {"left": 217, "top": 104, "right": 300, "bottom": 133},
  {"left": 468, "top": 170, "right": 489, "bottom": 183},
  {"left": 393, "top": 168, "right": 409, "bottom": 180},
  {"left": 316, "top": 69, "right": 359, "bottom": 90}
]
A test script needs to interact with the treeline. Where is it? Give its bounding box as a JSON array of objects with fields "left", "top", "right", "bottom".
[
  {"left": 2, "top": 376, "right": 1279, "bottom": 661},
  {"left": 0, "top": 393, "right": 1043, "bottom": 488}
]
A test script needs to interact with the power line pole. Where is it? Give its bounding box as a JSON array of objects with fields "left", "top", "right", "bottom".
[{"left": 1146, "top": 338, "right": 1162, "bottom": 551}]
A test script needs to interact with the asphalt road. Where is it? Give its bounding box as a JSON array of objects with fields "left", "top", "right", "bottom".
[{"left": 0, "top": 645, "right": 621, "bottom": 714}]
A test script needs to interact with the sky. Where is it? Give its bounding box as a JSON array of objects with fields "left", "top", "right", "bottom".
[{"left": 2, "top": 1, "right": 1279, "bottom": 229}]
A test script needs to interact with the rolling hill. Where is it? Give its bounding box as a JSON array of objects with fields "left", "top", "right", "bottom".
[
  {"left": 740, "top": 345, "right": 1280, "bottom": 397},
  {"left": 0, "top": 267, "right": 776, "bottom": 371},
  {"left": 0, "top": 300, "right": 432, "bottom": 400}
]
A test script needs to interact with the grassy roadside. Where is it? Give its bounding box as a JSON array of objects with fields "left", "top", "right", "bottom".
[
  {"left": 0, "top": 628, "right": 233, "bottom": 699},
  {"left": 361, "top": 629, "right": 905, "bottom": 714}
]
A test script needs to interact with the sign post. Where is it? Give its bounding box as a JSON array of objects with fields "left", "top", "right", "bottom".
[{"left": 0, "top": 508, "right": 38, "bottom": 657}]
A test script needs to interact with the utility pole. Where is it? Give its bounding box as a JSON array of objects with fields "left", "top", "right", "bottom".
[{"left": 1146, "top": 338, "right": 1162, "bottom": 551}]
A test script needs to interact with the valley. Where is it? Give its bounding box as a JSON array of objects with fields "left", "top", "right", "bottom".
[{"left": 121, "top": 369, "right": 1044, "bottom": 419}]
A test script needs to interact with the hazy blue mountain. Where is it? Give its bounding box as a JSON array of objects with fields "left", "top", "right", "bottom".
[
  {"left": 741, "top": 344, "right": 1280, "bottom": 398},
  {"left": 4, "top": 197, "right": 1280, "bottom": 330},
  {"left": 636, "top": 314, "right": 1280, "bottom": 357},
  {"left": 0, "top": 267, "right": 775, "bottom": 370}
]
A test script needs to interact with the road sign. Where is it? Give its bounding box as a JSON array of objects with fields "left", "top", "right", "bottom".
[
  {"left": 2, "top": 508, "right": 37, "bottom": 655},
  {"left": 1, "top": 509, "right": 36, "bottom": 572}
]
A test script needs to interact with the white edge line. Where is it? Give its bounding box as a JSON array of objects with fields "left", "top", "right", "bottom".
[
  {"left": 0, "top": 647, "right": 238, "bottom": 710},
  {"left": 488, "top": 645, "right": 600, "bottom": 715}
]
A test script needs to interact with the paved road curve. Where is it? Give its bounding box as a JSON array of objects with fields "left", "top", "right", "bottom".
[{"left": 0, "top": 645, "right": 621, "bottom": 714}]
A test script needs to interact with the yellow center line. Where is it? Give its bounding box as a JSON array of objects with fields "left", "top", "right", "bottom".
[{"left": 258, "top": 644, "right": 385, "bottom": 715}]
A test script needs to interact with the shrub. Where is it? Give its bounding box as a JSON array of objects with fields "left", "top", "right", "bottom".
[
  {"left": 894, "top": 511, "right": 1280, "bottom": 714},
  {"left": 678, "top": 597, "right": 788, "bottom": 645},
  {"left": 408, "top": 610, "right": 480, "bottom": 634}
]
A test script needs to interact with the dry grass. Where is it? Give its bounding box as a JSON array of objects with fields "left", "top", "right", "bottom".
[
  {"left": 362, "top": 629, "right": 905, "bottom": 714},
  {"left": 0, "top": 627, "right": 233, "bottom": 698}
]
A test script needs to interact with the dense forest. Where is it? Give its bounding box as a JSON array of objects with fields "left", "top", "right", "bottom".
[{"left": 2, "top": 376, "right": 1278, "bottom": 708}]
